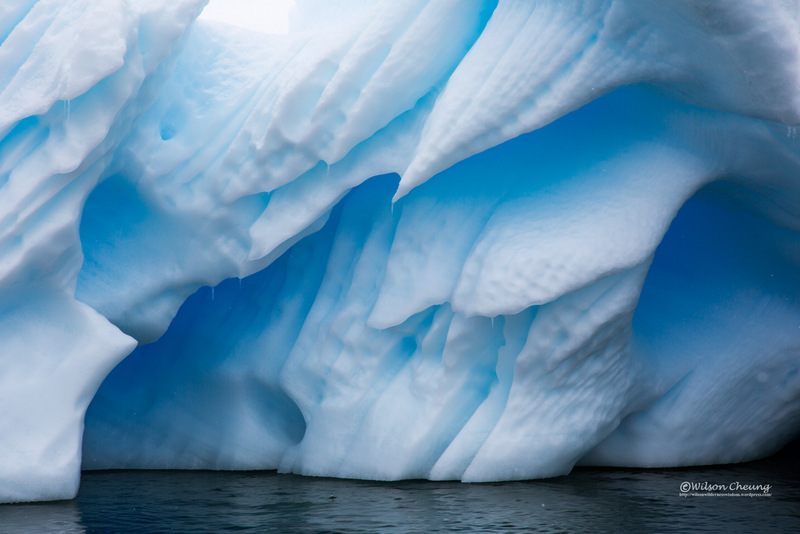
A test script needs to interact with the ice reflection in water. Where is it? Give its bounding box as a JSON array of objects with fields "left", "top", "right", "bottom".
[{"left": 0, "top": 501, "right": 85, "bottom": 533}]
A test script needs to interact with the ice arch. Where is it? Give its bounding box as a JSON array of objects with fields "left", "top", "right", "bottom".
[
  {"left": 0, "top": 0, "right": 799, "bottom": 502},
  {"left": 83, "top": 87, "right": 800, "bottom": 483}
]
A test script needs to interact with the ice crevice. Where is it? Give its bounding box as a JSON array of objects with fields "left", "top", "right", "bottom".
[{"left": 0, "top": 0, "right": 799, "bottom": 502}]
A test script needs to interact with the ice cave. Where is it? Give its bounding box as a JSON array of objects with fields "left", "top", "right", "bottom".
[{"left": 0, "top": 0, "right": 799, "bottom": 503}]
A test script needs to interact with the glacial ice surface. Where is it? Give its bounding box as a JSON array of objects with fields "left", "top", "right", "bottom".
[{"left": 1, "top": 0, "right": 799, "bottom": 502}]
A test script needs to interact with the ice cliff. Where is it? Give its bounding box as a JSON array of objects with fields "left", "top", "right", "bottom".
[{"left": 1, "top": 0, "right": 799, "bottom": 503}]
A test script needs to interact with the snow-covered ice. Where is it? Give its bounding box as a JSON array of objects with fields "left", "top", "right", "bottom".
[{"left": 1, "top": 0, "right": 799, "bottom": 502}]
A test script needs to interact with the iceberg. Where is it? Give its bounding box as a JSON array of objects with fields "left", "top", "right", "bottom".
[{"left": 1, "top": 0, "right": 799, "bottom": 503}]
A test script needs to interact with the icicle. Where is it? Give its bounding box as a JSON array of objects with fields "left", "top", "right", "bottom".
[{"left": 211, "top": 287, "right": 215, "bottom": 301}]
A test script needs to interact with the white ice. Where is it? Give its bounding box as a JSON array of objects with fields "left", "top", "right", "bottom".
[{"left": 0, "top": 0, "right": 799, "bottom": 502}]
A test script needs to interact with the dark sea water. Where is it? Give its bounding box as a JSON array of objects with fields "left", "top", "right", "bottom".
[{"left": 2, "top": 447, "right": 798, "bottom": 534}]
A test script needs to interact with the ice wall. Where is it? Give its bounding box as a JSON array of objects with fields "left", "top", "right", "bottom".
[
  {"left": 1, "top": 0, "right": 799, "bottom": 502},
  {"left": 0, "top": 0, "right": 204, "bottom": 502}
]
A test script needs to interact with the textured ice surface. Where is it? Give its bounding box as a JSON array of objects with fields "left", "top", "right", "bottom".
[{"left": 1, "top": 0, "right": 800, "bottom": 502}]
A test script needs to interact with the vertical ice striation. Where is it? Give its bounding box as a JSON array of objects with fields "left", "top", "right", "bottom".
[{"left": 0, "top": 0, "right": 799, "bottom": 502}]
